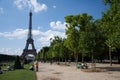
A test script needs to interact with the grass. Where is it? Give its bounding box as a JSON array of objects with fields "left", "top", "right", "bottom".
[{"left": 0, "top": 62, "right": 36, "bottom": 80}]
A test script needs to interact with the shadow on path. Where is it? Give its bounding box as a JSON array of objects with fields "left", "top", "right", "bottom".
[{"left": 97, "top": 66, "right": 120, "bottom": 71}]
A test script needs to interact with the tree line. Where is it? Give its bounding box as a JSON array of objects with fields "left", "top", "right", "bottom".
[
  {"left": 0, "top": 54, "right": 16, "bottom": 62},
  {"left": 37, "top": 0, "right": 120, "bottom": 66}
]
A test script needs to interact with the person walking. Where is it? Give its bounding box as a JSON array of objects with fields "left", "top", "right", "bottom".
[{"left": 35, "top": 60, "right": 39, "bottom": 71}]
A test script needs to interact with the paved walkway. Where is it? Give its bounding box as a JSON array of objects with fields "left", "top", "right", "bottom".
[{"left": 36, "top": 62, "right": 120, "bottom": 80}]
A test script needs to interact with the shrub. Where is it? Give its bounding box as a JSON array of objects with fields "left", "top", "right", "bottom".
[{"left": 14, "top": 56, "right": 23, "bottom": 69}]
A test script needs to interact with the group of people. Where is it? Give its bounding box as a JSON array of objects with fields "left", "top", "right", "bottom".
[
  {"left": 77, "top": 62, "right": 88, "bottom": 69},
  {"left": 0, "top": 61, "right": 39, "bottom": 74},
  {"left": 0, "top": 65, "right": 13, "bottom": 74},
  {"left": 29, "top": 60, "right": 39, "bottom": 71},
  {"left": 0, "top": 67, "right": 3, "bottom": 74},
  {"left": 0, "top": 64, "right": 14, "bottom": 73}
]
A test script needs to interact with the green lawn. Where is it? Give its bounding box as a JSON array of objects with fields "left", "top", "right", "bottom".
[{"left": 0, "top": 63, "right": 36, "bottom": 80}]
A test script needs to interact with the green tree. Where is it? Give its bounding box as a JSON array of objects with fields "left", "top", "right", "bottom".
[
  {"left": 65, "top": 13, "right": 93, "bottom": 63},
  {"left": 52, "top": 36, "right": 63, "bottom": 64},
  {"left": 102, "top": 0, "right": 120, "bottom": 66},
  {"left": 38, "top": 46, "right": 49, "bottom": 61}
]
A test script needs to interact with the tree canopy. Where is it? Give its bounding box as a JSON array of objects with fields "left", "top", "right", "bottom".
[{"left": 37, "top": 0, "right": 120, "bottom": 65}]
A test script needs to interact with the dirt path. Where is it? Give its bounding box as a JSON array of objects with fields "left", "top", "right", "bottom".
[{"left": 36, "top": 62, "right": 120, "bottom": 80}]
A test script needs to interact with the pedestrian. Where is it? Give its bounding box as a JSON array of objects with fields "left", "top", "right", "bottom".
[{"left": 35, "top": 60, "right": 39, "bottom": 71}]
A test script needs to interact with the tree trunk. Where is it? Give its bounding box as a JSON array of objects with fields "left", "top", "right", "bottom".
[
  {"left": 58, "top": 57, "right": 60, "bottom": 65},
  {"left": 82, "top": 53, "right": 84, "bottom": 63},
  {"left": 65, "top": 58, "right": 67, "bottom": 65},
  {"left": 69, "top": 55, "right": 71, "bottom": 64},
  {"left": 75, "top": 53, "right": 78, "bottom": 64},
  {"left": 74, "top": 52, "right": 78, "bottom": 65},
  {"left": 109, "top": 46, "right": 112, "bottom": 66},
  {"left": 92, "top": 55, "right": 94, "bottom": 64},
  {"left": 118, "top": 55, "right": 120, "bottom": 64},
  {"left": 91, "top": 55, "right": 96, "bottom": 69}
]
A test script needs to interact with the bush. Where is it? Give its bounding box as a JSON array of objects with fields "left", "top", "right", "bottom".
[{"left": 14, "top": 56, "right": 23, "bottom": 69}]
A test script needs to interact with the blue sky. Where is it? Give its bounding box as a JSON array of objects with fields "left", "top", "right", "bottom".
[{"left": 0, "top": 0, "right": 107, "bottom": 55}]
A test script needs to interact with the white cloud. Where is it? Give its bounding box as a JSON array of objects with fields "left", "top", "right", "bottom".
[
  {"left": 0, "top": 29, "right": 44, "bottom": 39},
  {"left": 0, "top": 20, "right": 67, "bottom": 55},
  {"left": 0, "top": 48, "right": 22, "bottom": 56},
  {"left": 0, "top": 28, "right": 66, "bottom": 45},
  {"left": 37, "top": 30, "right": 66, "bottom": 46},
  {"left": 0, "top": 29, "right": 28, "bottom": 39},
  {"left": 0, "top": 28, "right": 66, "bottom": 40},
  {"left": 52, "top": 5, "right": 56, "bottom": 8},
  {"left": 50, "top": 21, "right": 66, "bottom": 31},
  {"left": 14, "top": 0, "right": 47, "bottom": 13},
  {"left": 0, "top": 7, "right": 3, "bottom": 14}
]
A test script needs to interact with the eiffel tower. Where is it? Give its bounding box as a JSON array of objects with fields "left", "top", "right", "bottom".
[{"left": 21, "top": 11, "right": 37, "bottom": 59}]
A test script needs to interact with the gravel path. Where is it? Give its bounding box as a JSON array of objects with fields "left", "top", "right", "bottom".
[{"left": 36, "top": 62, "right": 120, "bottom": 80}]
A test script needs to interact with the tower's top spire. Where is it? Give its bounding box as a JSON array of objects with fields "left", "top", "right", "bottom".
[
  {"left": 29, "top": 10, "right": 32, "bottom": 16},
  {"left": 28, "top": 11, "right": 32, "bottom": 39}
]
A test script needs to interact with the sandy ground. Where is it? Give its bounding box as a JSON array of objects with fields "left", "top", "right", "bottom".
[{"left": 36, "top": 62, "right": 120, "bottom": 80}]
